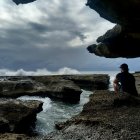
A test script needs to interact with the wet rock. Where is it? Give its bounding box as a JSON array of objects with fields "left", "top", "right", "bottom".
[
  {"left": 41, "top": 79, "right": 82, "bottom": 103},
  {"left": 45, "top": 90, "right": 140, "bottom": 139},
  {"left": 0, "top": 99, "right": 43, "bottom": 134}
]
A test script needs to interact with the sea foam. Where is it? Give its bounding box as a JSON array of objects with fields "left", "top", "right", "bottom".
[{"left": 0, "top": 67, "right": 81, "bottom": 76}]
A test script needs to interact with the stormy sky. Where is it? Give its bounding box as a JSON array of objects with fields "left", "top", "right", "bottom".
[{"left": 0, "top": 0, "right": 140, "bottom": 72}]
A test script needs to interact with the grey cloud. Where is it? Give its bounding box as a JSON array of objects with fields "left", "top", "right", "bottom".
[
  {"left": 1, "top": 0, "right": 139, "bottom": 71},
  {"left": 29, "top": 22, "right": 49, "bottom": 33}
]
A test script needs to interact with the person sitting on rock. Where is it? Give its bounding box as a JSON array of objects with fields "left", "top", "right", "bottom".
[{"left": 113, "top": 63, "right": 138, "bottom": 96}]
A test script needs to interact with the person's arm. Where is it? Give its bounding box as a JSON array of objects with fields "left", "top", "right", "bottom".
[{"left": 113, "top": 77, "right": 120, "bottom": 94}]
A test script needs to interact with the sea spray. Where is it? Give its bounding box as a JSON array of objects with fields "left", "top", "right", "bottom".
[
  {"left": 0, "top": 67, "right": 81, "bottom": 76},
  {"left": 18, "top": 90, "right": 92, "bottom": 135}
]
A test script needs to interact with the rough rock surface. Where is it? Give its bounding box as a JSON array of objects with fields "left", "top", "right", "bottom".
[
  {"left": 45, "top": 90, "right": 140, "bottom": 140},
  {"left": 31, "top": 74, "right": 109, "bottom": 91},
  {"left": 0, "top": 133, "right": 30, "bottom": 140},
  {"left": 0, "top": 74, "right": 109, "bottom": 103},
  {"left": 134, "top": 72, "right": 140, "bottom": 94},
  {"left": 0, "top": 78, "right": 46, "bottom": 98},
  {"left": 87, "top": 24, "right": 140, "bottom": 58},
  {"left": 0, "top": 99, "right": 43, "bottom": 134},
  {"left": 87, "top": 0, "right": 140, "bottom": 58},
  {"left": 0, "top": 77, "right": 82, "bottom": 103},
  {"left": 39, "top": 78, "right": 82, "bottom": 103}
]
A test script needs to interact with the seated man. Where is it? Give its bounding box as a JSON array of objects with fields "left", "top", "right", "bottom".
[{"left": 113, "top": 63, "right": 138, "bottom": 96}]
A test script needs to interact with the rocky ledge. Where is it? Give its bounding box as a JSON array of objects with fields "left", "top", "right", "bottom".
[
  {"left": 0, "top": 79, "right": 46, "bottom": 98},
  {"left": 45, "top": 90, "right": 140, "bottom": 140},
  {"left": 0, "top": 74, "right": 109, "bottom": 103},
  {"left": 0, "top": 78, "right": 82, "bottom": 103},
  {"left": 31, "top": 74, "right": 109, "bottom": 90},
  {"left": 0, "top": 99, "right": 43, "bottom": 134}
]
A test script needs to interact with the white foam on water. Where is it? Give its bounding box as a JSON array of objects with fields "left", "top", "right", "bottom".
[
  {"left": 0, "top": 67, "right": 81, "bottom": 76},
  {"left": 18, "top": 96, "right": 52, "bottom": 112}
]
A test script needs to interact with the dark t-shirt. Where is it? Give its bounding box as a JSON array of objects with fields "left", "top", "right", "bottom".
[{"left": 116, "top": 72, "right": 138, "bottom": 96}]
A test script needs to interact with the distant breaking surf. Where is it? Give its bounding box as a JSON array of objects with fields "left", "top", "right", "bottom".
[{"left": 0, "top": 67, "right": 81, "bottom": 76}]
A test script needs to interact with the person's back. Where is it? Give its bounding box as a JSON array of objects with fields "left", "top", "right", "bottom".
[
  {"left": 113, "top": 63, "right": 138, "bottom": 96},
  {"left": 116, "top": 72, "right": 138, "bottom": 96}
]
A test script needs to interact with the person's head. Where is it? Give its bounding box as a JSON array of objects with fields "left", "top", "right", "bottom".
[{"left": 120, "top": 63, "right": 129, "bottom": 72}]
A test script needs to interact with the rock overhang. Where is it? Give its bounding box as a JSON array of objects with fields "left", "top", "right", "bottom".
[
  {"left": 12, "top": 0, "right": 36, "bottom": 5},
  {"left": 86, "top": 0, "right": 140, "bottom": 58}
]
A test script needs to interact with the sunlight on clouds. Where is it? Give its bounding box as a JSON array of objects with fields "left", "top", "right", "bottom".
[
  {"left": 0, "top": 0, "right": 47, "bottom": 28},
  {"left": 68, "top": 37, "right": 85, "bottom": 48}
]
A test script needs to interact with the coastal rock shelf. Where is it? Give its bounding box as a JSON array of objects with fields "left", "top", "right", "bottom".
[
  {"left": 45, "top": 90, "right": 140, "bottom": 140},
  {"left": 31, "top": 74, "right": 109, "bottom": 90},
  {"left": 0, "top": 99, "right": 43, "bottom": 134},
  {"left": 0, "top": 79, "right": 46, "bottom": 98},
  {"left": 0, "top": 74, "right": 109, "bottom": 103}
]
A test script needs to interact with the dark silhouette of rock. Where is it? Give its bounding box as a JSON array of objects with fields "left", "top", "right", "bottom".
[
  {"left": 86, "top": 0, "right": 140, "bottom": 27},
  {"left": 86, "top": 0, "right": 140, "bottom": 58},
  {"left": 0, "top": 99, "right": 43, "bottom": 134},
  {"left": 12, "top": 0, "right": 36, "bottom": 5},
  {"left": 87, "top": 24, "right": 140, "bottom": 58}
]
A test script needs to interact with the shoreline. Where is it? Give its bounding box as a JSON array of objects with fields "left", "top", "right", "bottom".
[{"left": 0, "top": 73, "right": 139, "bottom": 139}]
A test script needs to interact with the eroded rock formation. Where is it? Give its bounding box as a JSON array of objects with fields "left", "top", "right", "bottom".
[
  {"left": 0, "top": 78, "right": 46, "bottom": 98},
  {"left": 87, "top": 0, "right": 140, "bottom": 58},
  {"left": 0, "top": 74, "right": 109, "bottom": 103},
  {"left": 0, "top": 99, "right": 43, "bottom": 134},
  {"left": 32, "top": 74, "right": 109, "bottom": 91}
]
